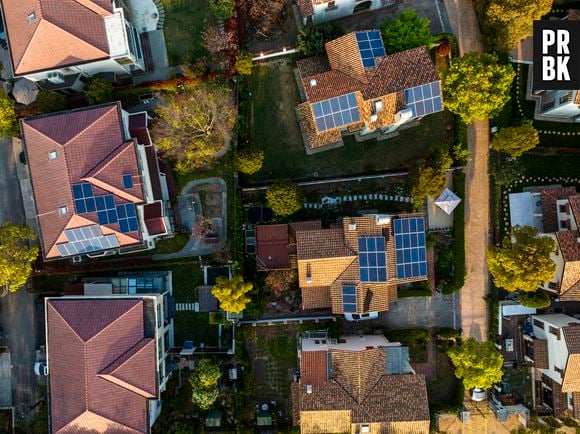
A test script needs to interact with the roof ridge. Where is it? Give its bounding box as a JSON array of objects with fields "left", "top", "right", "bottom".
[
  {"left": 83, "top": 140, "right": 134, "bottom": 179},
  {"left": 72, "top": 0, "right": 111, "bottom": 17},
  {"left": 62, "top": 105, "right": 117, "bottom": 147},
  {"left": 99, "top": 338, "right": 153, "bottom": 376},
  {"left": 15, "top": 15, "right": 44, "bottom": 73},
  {"left": 85, "top": 301, "right": 142, "bottom": 344}
]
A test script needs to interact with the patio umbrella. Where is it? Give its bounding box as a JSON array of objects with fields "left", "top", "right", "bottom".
[
  {"left": 12, "top": 78, "right": 39, "bottom": 105},
  {"left": 435, "top": 188, "right": 461, "bottom": 215}
]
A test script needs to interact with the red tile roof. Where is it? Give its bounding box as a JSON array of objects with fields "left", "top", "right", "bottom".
[
  {"left": 143, "top": 202, "right": 167, "bottom": 236},
  {"left": 47, "top": 298, "right": 158, "bottom": 433},
  {"left": 256, "top": 224, "right": 291, "bottom": 271},
  {"left": 2, "top": 0, "right": 112, "bottom": 75},
  {"left": 540, "top": 187, "right": 577, "bottom": 233},
  {"left": 22, "top": 103, "right": 146, "bottom": 259},
  {"left": 300, "top": 350, "right": 328, "bottom": 387}
]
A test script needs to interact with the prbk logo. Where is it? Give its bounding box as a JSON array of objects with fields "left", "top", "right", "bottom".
[{"left": 533, "top": 20, "right": 580, "bottom": 90}]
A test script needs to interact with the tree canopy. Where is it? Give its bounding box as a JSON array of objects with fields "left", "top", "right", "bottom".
[
  {"left": 152, "top": 84, "right": 236, "bottom": 172},
  {"left": 36, "top": 90, "right": 67, "bottom": 114},
  {"left": 518, "top": 290, "right": 551, "bottom": 309},
  {"left": 189, "top": 359, "right": 221, "bottom": 410},
  {"left": 492, "top": 120, "right": 539, "bottom": 157},
  {"left": 296, "top": 23, "right": 344, "bottom": 57},
  {"left": 480, "top": 0, "right": 552, "bottom": 52},
  {"left": 448, "top": 338, "right": 504, "bottom": 390},
  {"left": 84, "top": 77, "right": 113, "bottom": 105},
  {"left": 266, "top": 181, "right": 303, "bottom": 217},
  {"left": 0, "top": 223, "right": 39, "bottom": 297},
  {"left": 211, "top": 275, "right": 253, "bottom": 314},
  {"left": 0, "top": 92, "right": 17, "bottom": 136},
  {"left": 235, "top": 147, "right": 264, "bottom": 174},
  {"left": 442, "top": 53, "right": 514, "bottom": 123},
  {"left": 235, "top": 51, "right": 253, "bottom": 75},
  {"left": 380, "top": 9, "right": 433, "bottom": 53},
  {"left": 488, "top": 225, "right": 556, "bottom": 293},
  {"left": 209, "top": 0, "right": 234, "bottom": 19},
  {"left": 409, "top": 144, "right": 452, "bottom": 209}
]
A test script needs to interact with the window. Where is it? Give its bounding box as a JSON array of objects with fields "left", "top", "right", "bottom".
[
  {"left": 27, "top": 12, "right": 36, "bottom": 23},
  {"left": 549, "top": 326, "right": 561, "bottom": 340},
  {"left": 534, "top": 319, "right": 544, "bottom": 329},
  {"left": 560, "top": 220, "right": 570, "bottom": 230},
  {"left": 559, "top": 95, "right": 569, "bottom": 105},
  {"left": 361, "top": 425, "right": 370, "bottom": 433},
  {"left": 372, "top": 100, "right": 383, "bottom": 114},
  {"left": 48, "top": 150, "right": 58, "bottom": 160},
  {"left": 122, "top": 174, "right": 133, "bottom": 189},
  {"left": 542, "top": 101, "right": 555, "bottom": 112},
  {"left": 326, "top": 1, "right": 337, "bottom": 10},
  {"left": 58, "top": 206, "right": 68, "bottom": 216},
  {"left": 559, "top": 204, "right": 568, "bottom": 213}
]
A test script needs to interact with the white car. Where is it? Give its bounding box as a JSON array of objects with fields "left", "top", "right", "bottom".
[
  {"left": 471, "top": 388, "right": 486, "bottom": 401},
  {"left": 344, "top": 312, "right": 379, "bottom": 322},
  {"left": 34, "top": 362, "right": 48, "bottom": 376}
]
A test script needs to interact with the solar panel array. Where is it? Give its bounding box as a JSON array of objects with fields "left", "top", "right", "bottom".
[
  {"left": 356, "top": 31, "right": 385, "bottom": 68},
  {"left": 72, "top": 182, "right": 138, "bottom": 234},
  {"left": 56, "top": 225, "right": 120, "bottom": 257},
  {"left": 342, "top": 285, "right": 357, "bottom": 313},
  {"left": 358, "top": 236, "right": 387, "bottom": 282},
  {"left": 394, "top": 217, "right": 427, "bottom": 279},
  {"left": 404, "top": 81, "right": 443, "bottom": 118},
  {"left": 311, "top": 93, "right": 361, "bottom": 132}
]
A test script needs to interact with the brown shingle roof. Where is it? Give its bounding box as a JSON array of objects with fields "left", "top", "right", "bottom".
[
  {"left": 256, "top": 224, "right": 291, "bottom": 271},
  {"left": 569, "top": 195, "right": 580, "bottom": 227},
  {"left": 540, "top": 187, "right": 577, "bottom": 233},
  {"left": 2, "top": 0, "right": 111, "bottom": 75},
  {"left": 296, "top": 56, "right": 330, "bottom": 79},
  {"left": 47, "top": 298, "right": 158, "bottom": 433},
  {"left": 296, "top": 227, "right": 354, "bottom": 260},
  {"left": 22, "top": 103, "right": 147, "bottom": 259},
  {"left": 556, "top": 231, "right": 580, "bottom": 300},
  {"left": 533, "top": 338, "right": 549, "bottom": 369}
]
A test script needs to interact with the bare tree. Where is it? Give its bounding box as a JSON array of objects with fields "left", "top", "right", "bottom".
[{"left": 201, "top": 24, "right": 234, "bottom": 53}]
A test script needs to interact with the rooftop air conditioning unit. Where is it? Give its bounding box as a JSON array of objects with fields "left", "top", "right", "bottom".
[
  {"left": 394, "top": 107, "right": 413, "bottom": 123},
  {"left": 47, "top": 71, "right": 65, "bottom": 85},
  {"left": 349, "top": 223, "right": 356, "bottom": 231}
]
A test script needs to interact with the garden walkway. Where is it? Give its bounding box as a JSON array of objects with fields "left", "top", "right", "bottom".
[{"left": 443, "top": 0, "right": 489, "bottom": 342}]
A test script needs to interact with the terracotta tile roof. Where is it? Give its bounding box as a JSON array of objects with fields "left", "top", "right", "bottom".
[
  {"left": 143, "top": 202, "right": 167, "bottom": 236},
  {"left": 301, "top": 285, "right": 332, "bottom": 310},
  {"left": 540, "top": 187, "right": 577, "bottom": 233},
  {"left": 300, "top": 350, "right": 328, "bottom": 387},
  {"left": 296, "top": 102, "right": 345, "bottom": 150},
  {"left": 562, "top": 353, "right": 580, "bottom": 392},
  {"left": 564, "top": 324, "right": 580, "bottom": 353},
  {"left": 569, "top": 195, "right": 580, "bottom": 226},
  {"left": 294, "top": 346, "right": 429, "bottom": 431},
  {"left": 301, "top": 70, "right": 365, "bottom": 103},
  {"left": 326, "top": 33, "right": 371, "bottom": 84},
  {"left": 21, "top": 103, "right": 147, "bottom": 259},
  {"left": 297, "top": 56, "right": 330, "bottom": 78},
  {"left": 556, "top": 231, "right": 580, "bottom": 300},
  {"left": 557, "top": 231, "right": 580, "bottom": 262},
  {"left": 47, "top": 298, "right": 158, "bottom": 433},
  {"left": 2, "top": 0, "right": 112, "bottom": 75},
  {"left": 256, "top": 224, "right": 291, "bottom": 271},
  {"left": 296, "top": 0, "right": 314, "bottom": 18},
  {"left": 296, "top": 227, "right": 354, "bottom": 260},
  {"left": 533, "top": 338, "right": 549, "bottom": 369}
]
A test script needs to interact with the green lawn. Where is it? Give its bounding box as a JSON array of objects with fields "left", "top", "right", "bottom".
[
  {"left": 170, "top": 262, "right": 204, "bottom": 302},
  {"left": 174, "top": 312, "right": 219, "bottom": 347},
  {"left": 520, "top": 152, "right": 580, "bottom": 179},
  {"left": 246, "top": 61, "right": 454, "bottom": 184},
  {"left": 161, "top": 0, "right": 209, "bottom": 65}
]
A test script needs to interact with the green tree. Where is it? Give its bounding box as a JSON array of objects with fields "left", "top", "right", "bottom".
[
  {"left": 296, "top": 23, "right": 344, "bottom": 57},
  {"left": 84, "top": 77, "right": 113, "bottom": 105},
  {"left": 481, "top": 0, "right": 552, "bottom": 52},
  {"left": 448, "top": 338, "right": 504, "bottom": 390},
  {"left": 492, "top": 120, "right": 539, "bottom": 157},
  {"left": 36, "top": 90, "right": 67, "bottom": 114},
  {"left": 409, "top": 144, "right": 452, "bottom": 209},
  {"left": 380, "top": 9, "right": 433, "bottom": 53},
  {"left": 0, "top": 223, "right": 39, "bottom": 297},
  {"left": 211, "top": 275, "right": 253, "bottom": 314},
  {"left": 151, "top": 83, "right": 236, "bottom": 172},
  {"left": 490, "top": 153, "right": 524, "bottom": 187},
  {"left": 442, "top": 53, "right": 514, "bottom": 123},
  {"left": 266, "top": 180, "right": 303, "bottom": 217},
  {"left": 235, "top": 51, "right": 253, "bottom": 75},
  {"left": 189, "top": 359, "right": 221, "bottom": 410},
  {"left": 209, "top": 0, "right": 234, "bottom": 19},
  {"left": 0, "top": 92, "right": 17, "bottom": 136},
  {"left": 235, "top": 147, "right": 264, "bottom": 174},
  {"left": 518, "top": 290, "right": 551, "bottom": 309},
  {"left": 488, "top": 226, "right": 556, "bottom": 293}
]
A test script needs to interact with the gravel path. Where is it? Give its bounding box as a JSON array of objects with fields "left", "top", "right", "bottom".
[{"left": 443, "top": 0, "right": 490, "bottom": 342}]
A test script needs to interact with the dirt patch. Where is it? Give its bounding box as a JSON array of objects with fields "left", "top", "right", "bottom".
[
  {"left": 242, "top": 0, "right": 299, "bottom": 54},
  {"left": 253, "top": 358, "right": 267, "bottom": 385}
]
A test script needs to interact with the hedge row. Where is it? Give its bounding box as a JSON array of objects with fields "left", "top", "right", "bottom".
[{"left": 441, "top": 173, "right": 466, "bottom": 294}]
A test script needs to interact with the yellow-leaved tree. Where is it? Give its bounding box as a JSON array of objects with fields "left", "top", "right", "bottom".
[
  {"left": 211, "top": 275, "right": 253, "bottom": 314},
  {"left": 0, "top": 223, "right": 38, "bottom": 297}
]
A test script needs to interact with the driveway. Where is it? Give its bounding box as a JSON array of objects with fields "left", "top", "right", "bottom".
[
  {"left": 381, "top": 293, "right": 460, "bottom": 329},
  {"left": 0, "top": 136, "right": 25, "bottom": 226},
  {"left": 443, "top": 0, "right": 490, "bottom": 342}
]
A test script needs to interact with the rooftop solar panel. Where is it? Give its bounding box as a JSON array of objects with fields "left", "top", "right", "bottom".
[
  {"left": 117, "top": 203, "right": 138, "bottom": 233},
  {"left": 342, "top": 285, "right": 357, "bottom": 313},
  {"left": 58, "top": 225, "right": 120, "bottom": 257},
  {"left": 404, "top": 81, "right": 443, "bottom": 118},
  {"left": 311, "top": 92, "right": 360, "bottom": 132},
  {"left": 358, "top": 236, "right": 387, "bottom": 282},
  {"left": 394, "top": 217, "right": 427, "bottom": 279},
  {"left": 356, "top": 31, "right": 386, "bottom": 68}
]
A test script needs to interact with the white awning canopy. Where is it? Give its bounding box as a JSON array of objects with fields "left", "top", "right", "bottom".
[{"left": 435, "top": 188, "right": 461, "bottom": 215}]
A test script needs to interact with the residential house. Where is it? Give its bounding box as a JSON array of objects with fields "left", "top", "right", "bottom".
[
  {"left": 45, "top": 297, "right": 166, "bottom": 432},
  {"left": 509, "top": 10, "right": 580, "bottom": 121},
  {"left": 296, "top": 0, "right": 395, "bottom": 26},
  {"left": 291, "top": 332, "right": 430, "bottom": 433},
  {"left": 256, "top": 214, "right": 429, "bottom": 317},
  {"left": 64, "top": 271, "right": 175, "bottom": 392},
  {"left": 296, "top": 30, "right": 443, "bottom": 152},
  {"left": 22, "top": 102, "right": 172, "bottom": 261},
  {"left": 0, "top": 0, "right": 158, "bottom": 92},
  {"left": 524, "top": 314, "right": 580, "bottom": 418},
  {"left": 508, "top": 187, "right": 580, "bottom": 300}
]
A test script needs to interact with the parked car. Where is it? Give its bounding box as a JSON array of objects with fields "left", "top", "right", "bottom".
[
  {"left": 34, "top": 362, "right": 48, "bottom": 376},
  {"left": 471, "top": 388, "right": 486, "bottom": 401},
  {"left": 344, "top": 312, "right": 379, "bottom": 322}
]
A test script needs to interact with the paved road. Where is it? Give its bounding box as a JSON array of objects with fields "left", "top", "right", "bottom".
[
  {"left": 0, "top": 136, "right": 25, "bottom": 225},
  {"left": 443, "top": 0, "right": 490, "bottom": 342}
]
